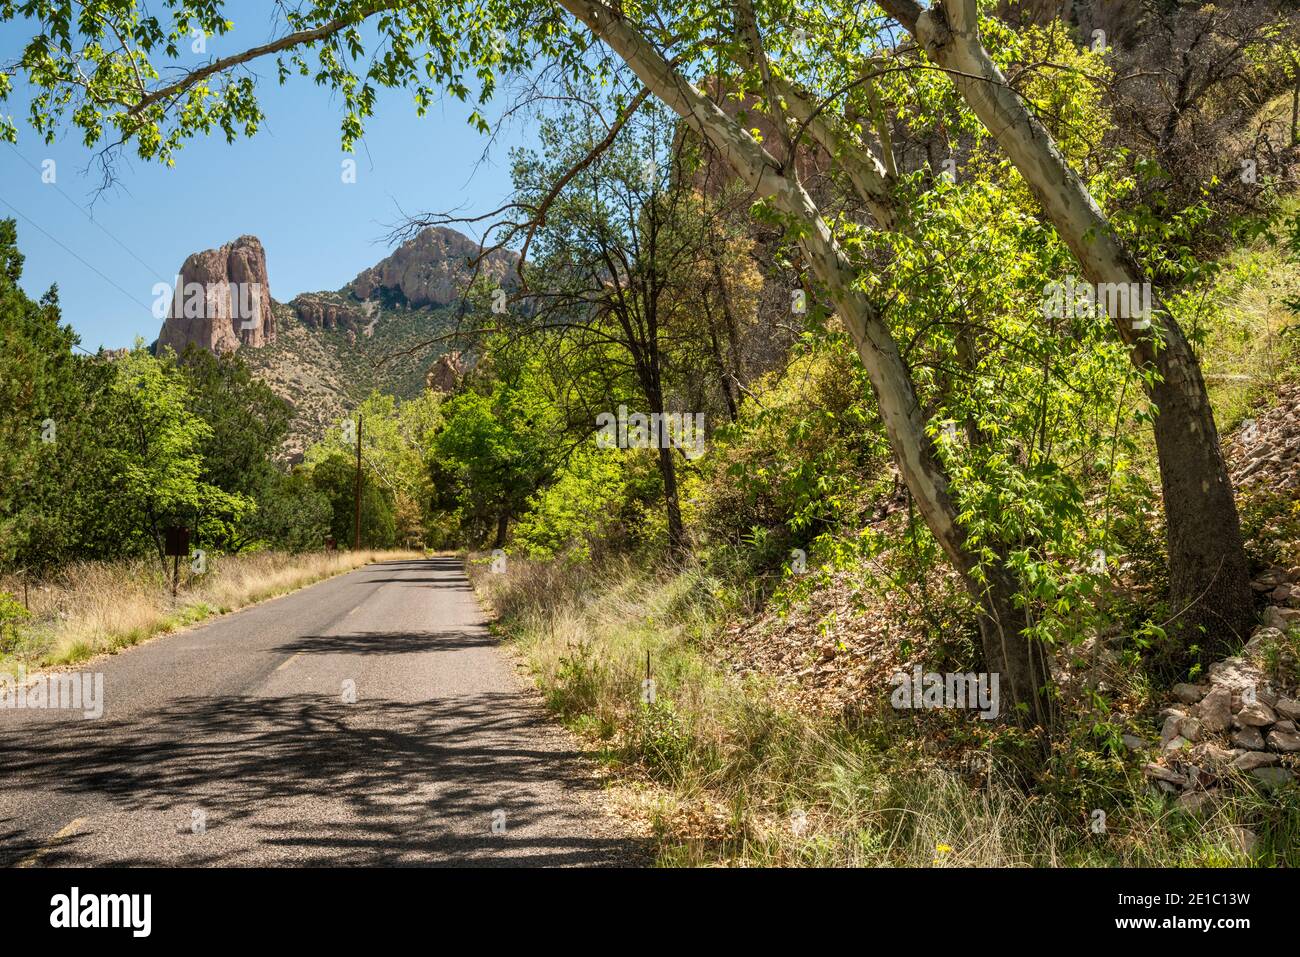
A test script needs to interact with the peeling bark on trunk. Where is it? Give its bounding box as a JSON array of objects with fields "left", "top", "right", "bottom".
[
  {"left": 885, "top": 0, "right": 1252, "bottom": 651},
  {"left": 979, "top": 559, "right": 1054, "bottom": 727}
]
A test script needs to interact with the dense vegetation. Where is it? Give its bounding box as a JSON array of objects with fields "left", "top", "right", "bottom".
[{"left": 0, "top": 244, "right": 325, "bottom": 574}]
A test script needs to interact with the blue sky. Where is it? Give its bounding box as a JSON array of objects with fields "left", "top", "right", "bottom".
[{"left": 0, "top": 7, "right": 529, "bottom": 351}]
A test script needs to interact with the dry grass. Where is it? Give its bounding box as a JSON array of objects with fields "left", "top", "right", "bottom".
[
  {"left": 0, "top": 549, "right": 422, "bottom": 672},
  {"left": 471, "top": 553, "right": 1296, "bottom": 867}
]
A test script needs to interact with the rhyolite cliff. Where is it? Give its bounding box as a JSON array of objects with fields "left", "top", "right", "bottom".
[
  {"left": 155, "top": 226, "right": 509, "bottom": 457},
  {"left": 156, "top": 235, "right": 276, "bottom": 355}
]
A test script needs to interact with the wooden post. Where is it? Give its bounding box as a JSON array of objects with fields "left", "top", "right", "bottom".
[{"left": 353, "top": 414, "right": 363, "bottom": 551}]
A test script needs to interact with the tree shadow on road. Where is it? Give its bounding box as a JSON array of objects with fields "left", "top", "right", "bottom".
[
  {"left": 273, "top": 630, "right": 497, "bottom": 656},
  {"left": 0, "top": 691, "right": 650, "bottom": 868}
]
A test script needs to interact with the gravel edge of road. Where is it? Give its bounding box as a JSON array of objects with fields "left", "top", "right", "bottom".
[{"left": 461, "top": 557, "right": 658, "bottom": 868}]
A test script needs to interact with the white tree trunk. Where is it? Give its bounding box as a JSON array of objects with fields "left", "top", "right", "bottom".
[{"left": 880, "top": 0, "right": 1252, "bottom": 646}]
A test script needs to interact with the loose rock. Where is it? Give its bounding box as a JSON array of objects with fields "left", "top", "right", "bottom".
[
  {"left": 1255, "top": 568, "right": 1288, "bottom": 588},
  {"left": 1262, "top": 606, "right": 1300, "bottom": 632},
  {"left": 1252, "top": 767, "right": 1294, "bottom": 789},
  {"left": 1197, "top": 687, "right": 1233, "bottom": 733},
  {"left": 1144, "top": 763, "right": 1187, "bottom": 786},
  {"left": 1227, "top": 826, "right": 1258, "bottom": 857},
  {"left": 1267, "top": 729, "right": 1300, "bottom": 752},
  {"left": 1232, "top": 751, "right": 1280, "bottom": 770},
  {"left": 1232, "top": 726, "right": 1266, "bottom": 750},
  {"left": 1275, "top": 697, "right": 1300, "bottom": 721},
  {"left": 1192, "top": 743, "right": 1234, "bottom": 766},
  {"left": 1243, "top": 627, "right": 1282, "bottom": 656},
  {"left": 1209, "top": 658, "right": 1266, "bottom": 692},
  {"left": 1177, "top": 789, "right": 1219, "bottom": 816},
  {"left": 1237, "top": 701, "right": 1277, "bottom": 727},
  {"left": 1160, "top": 715, "right": 1183, "bottom": 746}
]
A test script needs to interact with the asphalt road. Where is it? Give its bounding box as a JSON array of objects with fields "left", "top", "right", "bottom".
[{"left": 0, "top": 557, "right": 643, "bottom": 866}]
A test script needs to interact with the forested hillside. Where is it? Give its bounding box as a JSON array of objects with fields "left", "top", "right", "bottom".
[{"left": 2, "top": 0, "right": 1300, "bottom": 870}]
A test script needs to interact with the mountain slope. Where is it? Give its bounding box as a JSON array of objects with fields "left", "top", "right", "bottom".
[
  {"left": 240, "top": 299, "right": 467, "bottom": 460},
  {"left": 156, "top": 226, "right": 509, "bottom": 458}
]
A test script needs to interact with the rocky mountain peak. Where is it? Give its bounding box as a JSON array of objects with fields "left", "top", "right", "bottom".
[
  {"left": 156, "top": 234, "right": 276, "bottom": 355},
  {"left": 291, "top": 293, "right": 374, "bottom": 332},
  {"left": 348, "top": 226, "right": 518, "bottom": 309}
]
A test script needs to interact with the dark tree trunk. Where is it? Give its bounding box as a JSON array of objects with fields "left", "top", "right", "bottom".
[
  {"left": 972, "top": 558, "right": 1054, "bottom": 727},
  {"left": 891, "top": 0, "right": 1254, "bottom": 652},
  {"left": 1292, "top": 76, "right": 1299, "bottom": 146},
  {"left": 709, "top": 254, "right": 746, "bottom": 401},
  {"left": 705, "top": 312, "right": 739, "bottom": 421},
  {"left": 492, "top": 511, "right": 509, "bottom": 550},
  {"left": 575, "top": 4, "right": 1049, "bottom": 723},
  {"left": 1149, "top": 337, "right": 1253, "bottom": 653},
  {"left": 656, "top": 442, "right": 686, "bottom": 555}
]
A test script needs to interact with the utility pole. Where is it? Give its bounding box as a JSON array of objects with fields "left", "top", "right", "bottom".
[{"left": 353, "top": 413, "right": 363, "bottom": 551}]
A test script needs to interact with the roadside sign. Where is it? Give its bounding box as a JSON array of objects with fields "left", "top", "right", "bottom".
[{"left": 164, "top": 526, "right": 191, "bottom": 557}]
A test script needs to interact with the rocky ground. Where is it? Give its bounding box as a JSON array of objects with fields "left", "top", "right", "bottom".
[
  {"left": 1142, "top": 619, "right": 1300, "bottom": 811},
  {"left": 1225, "top": 377, "right": 1300, "bottom": 496},
  {"left": 1137, "top": 377, "right": 1300, "bottom": 803},
  {"left": 714, "top": 507, "right": 966, "bottom": 715}
]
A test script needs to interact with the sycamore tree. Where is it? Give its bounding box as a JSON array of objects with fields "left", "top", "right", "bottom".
[
  {"left": 871, "top": 0, "right": 1255, "bottom": 650},
  {"left": 0, "top": 0, "right": 1264, "bottom": 716}
]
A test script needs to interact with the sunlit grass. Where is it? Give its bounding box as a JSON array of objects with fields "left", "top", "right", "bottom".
[
  {"left": 0, "top": 549, "right": 422, "bottom": 671},
  {"left": 473, "top": 554, "right": 1298, "bottom": 867},
  {"left": 1199, "top": 193, "right": 1300, "bottom": 431}
]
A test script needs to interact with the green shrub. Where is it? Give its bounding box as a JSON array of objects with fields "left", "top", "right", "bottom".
[{"left": 0, "top": 590, "right": 30, "bottom": 657}]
